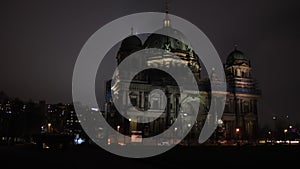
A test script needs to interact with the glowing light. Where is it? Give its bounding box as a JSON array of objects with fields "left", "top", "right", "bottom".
[
  {"left": 235, "top": 128, "right": 240, "bottom": 133},
  {"left": 218, "top": 119, "right": 223, "bottom": 125},
  {"left": 42, "top": 143, "right": 50, "bottom": 149},
  {"left": 290, "top": 140, "right": 299, "bottom": 144},
  {"left": 91, "top": 108, "right": 99, "bottom": 111},
  {"left": 74, "top": 138, "right": 85, "bottom": 145}
]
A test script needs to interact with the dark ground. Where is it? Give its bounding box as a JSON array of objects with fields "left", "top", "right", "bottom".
[{"left": 0, "top": 144, "right": 298, "bottom": 168}]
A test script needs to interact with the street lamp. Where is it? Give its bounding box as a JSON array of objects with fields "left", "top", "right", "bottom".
[
  {"left": 117, "top": 125, "right": 120, "bottom": 144},
  {"left": 128, "top": 118, "right": 132, "bottom": 135},
  {"left": 47, "top": 123, "right": 51, "bottom": 133},
  {"left": 172, "top": 127, "right": 178, "bottom": 145},
  {"left": 272, "top": 116, "right": 277, "bottom": 139},
  {"left": 235, "top": 128, "right": 240, "bottom": 144},
  {"left": 284, "top": 129, "right": 288, "bottom": 141},
  {"left": 268, "top": 131, "right": 272, "bottom": 142}
]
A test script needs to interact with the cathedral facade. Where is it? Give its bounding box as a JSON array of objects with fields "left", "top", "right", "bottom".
[{"left": 104, "top": 15, "right": 261, "bottom": 144}]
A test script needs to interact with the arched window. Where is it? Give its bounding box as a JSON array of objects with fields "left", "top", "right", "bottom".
[
  {"left": 130, "top": 92, "right": 138, "bottom": 107},
  {"left": 236, "top": 68, "right": 241, "bottom": 77},
  {"left": 149, "top": 92, "right": 162, "bottom": 110},
  {"left": 243, "top": 101, "right": 249, "bottom": 113}
]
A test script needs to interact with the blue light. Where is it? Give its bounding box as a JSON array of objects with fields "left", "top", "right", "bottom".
[{"left": 74, "top": 138, "right": 85, "bottom": 145}]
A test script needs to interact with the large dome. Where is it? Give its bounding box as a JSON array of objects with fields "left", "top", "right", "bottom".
[
  {"left": 143, "top": 25, "right": 201, "bottom": 76},
  {"left": 117, "top": 15, "right": 201, "bottom": 76},
  {"left": 226, "top": 49, "right": 250, "bottom": 66},
  {"left": 143, "top": 26, "right": 192, "bottom": 54}
]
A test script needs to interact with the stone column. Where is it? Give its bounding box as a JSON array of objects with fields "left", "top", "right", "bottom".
[
  {"left": 141, "top": 91, "right": 145, "bottom": 109},
  {"left": 166, "top": 92, "right": 172, "bottom": 129}
]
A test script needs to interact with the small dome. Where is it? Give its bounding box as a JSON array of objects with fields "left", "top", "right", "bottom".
[
  {"left": 226, "top": 49, "right": 250, "bottom": 66},
  {"left": 120, "top": 35, "right": 142, "bottom": 51},
  {"left": 117, "top": 35, "right": 143, "bottom": 64}
]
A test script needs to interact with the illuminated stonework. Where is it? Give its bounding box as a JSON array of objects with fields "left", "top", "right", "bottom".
[{"left": 105, "top": 17, "right": 260, "bottom": 144}]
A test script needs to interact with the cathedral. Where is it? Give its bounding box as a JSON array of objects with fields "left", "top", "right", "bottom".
[{"left": 104, "top": 12, "right": 261, "bottom": 144}]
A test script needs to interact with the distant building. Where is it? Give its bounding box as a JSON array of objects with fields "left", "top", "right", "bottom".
[
  {"left": 104, "top": 11, "right": 261, "bottom": 144},
  {"left": 0, "top": 93, "right": 44, "bottom": 144},
  {"left": 43, "top": 103, "right": 82, "bottom": 136},
  {"left": 223, "top": 48, "right": 261, "bottom": 141}
]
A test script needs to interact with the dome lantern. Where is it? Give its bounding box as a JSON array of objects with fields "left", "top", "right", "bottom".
[{"left": 226, "top": 46, "right": 250, "bottom": 67}]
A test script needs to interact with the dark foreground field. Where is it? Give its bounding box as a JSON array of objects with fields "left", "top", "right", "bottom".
[{"left": 0, "top": 144, "right": 299, "bottom": 168}]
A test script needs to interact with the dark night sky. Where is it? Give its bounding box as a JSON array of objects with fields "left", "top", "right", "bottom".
[{"left": 1, "top": 0, "right": 300, "bottom": 128}]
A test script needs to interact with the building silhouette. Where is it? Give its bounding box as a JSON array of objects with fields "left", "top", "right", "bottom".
[{"left": 104, "top": 11, "right": 261, "bottom": 144}]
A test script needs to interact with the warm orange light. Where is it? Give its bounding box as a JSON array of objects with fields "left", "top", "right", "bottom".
[{"left": 235, "top": 128, "right": 240, "bottom": 133}]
